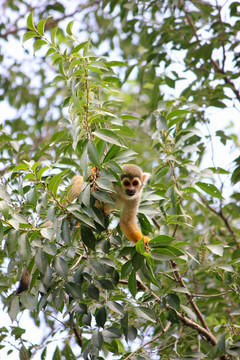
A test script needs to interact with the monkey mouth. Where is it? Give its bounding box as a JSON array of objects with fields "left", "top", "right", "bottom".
[{"left": 126, "top": 190, "right": 136, "bottom": 197}]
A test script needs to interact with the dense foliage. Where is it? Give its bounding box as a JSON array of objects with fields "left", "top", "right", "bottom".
[{"left": 1, "top": 1, "right": 240, "bottom": 359}]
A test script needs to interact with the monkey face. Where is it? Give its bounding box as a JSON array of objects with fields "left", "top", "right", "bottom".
[{"left": 121, "top": 177, "right": 142, "bottom": 198}]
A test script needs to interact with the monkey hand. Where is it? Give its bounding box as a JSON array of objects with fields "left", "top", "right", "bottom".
[{"left": 143, "top": 236, "right": 150, "bottom": 245}]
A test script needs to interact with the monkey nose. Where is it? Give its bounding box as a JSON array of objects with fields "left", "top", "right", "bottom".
[{"left": 126, "top": 189, "right": 135, "bottom": 197}]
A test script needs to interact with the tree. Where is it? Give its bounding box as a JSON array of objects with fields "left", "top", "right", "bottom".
[{"left": 1, "top": 1, "right": 240, "bottom": 359}]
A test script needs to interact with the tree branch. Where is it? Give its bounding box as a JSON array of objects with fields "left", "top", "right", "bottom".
[
  {"left": 169, "top": 259, "right": 211, "bottom": 333},
  {"left": 1, "top": 1, "right": 100, "bottom": 39},
  {"left": 134, "top": 275, "right": 217, "bottom": 346}
]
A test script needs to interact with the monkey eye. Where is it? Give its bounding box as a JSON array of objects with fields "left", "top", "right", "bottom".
[
  {"left": 132, "top": 180, "right": 139, "bottom": 186},
  {"left": 123, "top": 180, "right": 130, "bottom": 187}
]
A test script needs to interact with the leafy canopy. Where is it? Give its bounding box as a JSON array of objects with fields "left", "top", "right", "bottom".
[{"left": 1, "top": 2, "right": 240, "bottom": 360}]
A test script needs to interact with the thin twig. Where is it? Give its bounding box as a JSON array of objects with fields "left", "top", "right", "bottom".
[
  {"left": 199, "top": 194, "right": 237, "bottom": 242},
  {"left": 123, "top": 321, "right": 171, "bottom": 360},
  {"left": 174, "top": 324, "right": 182, "bottom": 356}
]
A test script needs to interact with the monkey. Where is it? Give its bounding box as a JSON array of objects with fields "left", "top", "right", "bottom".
[
  {"left": 68, "top": 164, "right": 150, "bottom": 244},
  {"left": 16, "top": 266, "right": 30, "bottom": 295}
]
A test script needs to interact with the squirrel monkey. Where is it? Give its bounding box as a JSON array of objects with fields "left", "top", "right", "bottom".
[{"left": 69, "top": 164, "right": 150, "bottom": 244}]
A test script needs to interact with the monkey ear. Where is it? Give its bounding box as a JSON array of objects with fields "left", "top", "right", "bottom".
[{"left": 142, "top": 172, "right": 150, "bottom": 185}]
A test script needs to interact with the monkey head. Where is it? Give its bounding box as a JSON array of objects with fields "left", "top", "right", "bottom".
[{"left": 119, "top": 164, "right": 150, "bottom": 200}]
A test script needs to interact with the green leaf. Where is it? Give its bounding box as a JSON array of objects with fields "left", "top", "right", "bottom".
[
  {"left": 20, "top": 293, "right": 37, "bottom": 312},
  {"left": 33, "top": 39, "right": 48, "bottom": 52},
  {"left": 48, "top": 169, "right": 69, "bottom": 197},
  {"left": 6, "top": 229, "right": 18, "bottom": 256},
  {"left": 132, "top": 252, "right": 144, "bottom": 271},
  {"left": 92, "top": 331, "right": 103, "bottom": 350},
  {"left": 128, "top": 325, "right": 137, "bottom": 341},
  {"left": 207, "top": 245, "right": 224, "bottom": 256},
  {"left": 36, "top": 166, "right": 49, "bottom": 180},
  {"left": 51, "top": 26, "right": 58, "bottom": 45},
  {"left": 88, "top": 141, "right": 100, "bottom": 167},
  {"left": 18, "top": 233, "right": 31, "bottom": 262},
  {"left": 27, "top": 11, "right": 36, "bottom": 31},
  {"left": 121, "top": 114, "right": 143, "bottom": 121},
  {"left": 167, "top": 308, "right": 179, "bottom": 324},
  {"left": 102, "top": 327, "right": 121, "bottom": 339},
  {"left": 166, "top": 294, "right": 180, "bottom": 311},
  {"left": 108, "top": 61, "right": 128, "bottom": 67},
  {"left": 89, "top": 61, "right": 108, "bottom": 70},
  {"left": 181, "top": 304, "right": 197, "bottom": 322},
  {"left": 81, "top": 184, "right": 91, "bottom": 207},
  {"left": 40, "top": 227, "right": 54, "bottom": 240},
  {"left": 196, "top": 182, "right": 224, "bottom": 199},
  {"left": 96, "top": 306, "right": 107, "bottom": 328},
  {"left": 128, "top": 270, "right": 137, "bottom": 298},
  {"left": 135, "top": 306, "right": 156, "bottom": 323},
  {"left": 35, "top": 250, "right": 48, "bottom": 273},
  {"left": 37, "top": 18, "right": 48, "bottom": 36},
  {"left": 148, "top": 235, "right": 174, "bottom": 248},
  {"left": 89, "top": 260, "right": 106, "bottom": 276},
  {"left": 103, "top": 145, "right": 121, "bottom": 162},
  {"left": 121, "top": 260, "right": 132, "bottom": 278},
  {"left": 107, "top": 301, "right": 125, "bottom": 316},
  {"left": 208, "top": 167, "right": 230, "bottom": 175},
  {"left": 115, "top": 125, "right": 136, "bottom": 137},
  {"left": 65, "top": 283, "right": 82, "bottom": 299},
  {"left": 11, "top": 326, "right": 25, "bottom": 339},
  {"left": 92, "top": 191, "right": 115, "bottom": 207},
  {"left": 81, "top": 225, "right": 96, "bottom": 250},
  {"left": 97, "top": 279, "right": 114, "bottom": 290},
  {"left": 68, "top": 209, "right": 95, "bottom": 228},
  {"left": 151, "top": 248, "right": 176, "bottom": 261},
  {"left": 0, "top": 184, "right": 11, "bottom": 202},
  {"left": 87, "top": 284, "right": 99, "bottom": 301},
  {"left": 66, "top": 20, "right": 74, "bottom": 36},
  {"left": 23, "top": 31, "right": 38, "bottom": 43},
  {"left": 61, "top": 219, "right": 71, "bottom": 245},
  {"left": 52, "top": 346, "right": 61, "bottom": 360},
  {"left": 63, "top": 343, "right": 77, "bottom": 360},
  {"left": 166, "top": 109, "right": 191, "bottom": 121},
  {"left": 218, "top": 265, "right": 235, "bottom": 272},
  {"left": 53, "top": 257, "right": 68, "bottom": 278},
  {"left": 93, "top": 129, "right": 124, "bottom": 147},
  {"left": 135, "top": 238, "right": 145, "bottom": 254},
  {"left": 217, "top": 334, "right": 226, "bottom": 353},
  {"left": 72, "top": 41, "right": 89, "bottom": 53},
  {"left": 52, "top": 288, "right": 64, "bottom": 310},
  {"left": 0, "top": 220, "right": 3, "bottom": 243},
  {"left": 8, "top": 297, "right": 20, "bottom": 322},
  {"left": 96, "top": 179, "right": 115, "bottom": 192}
]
